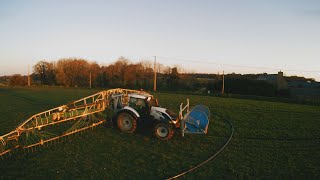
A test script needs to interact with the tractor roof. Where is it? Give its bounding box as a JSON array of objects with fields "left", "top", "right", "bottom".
[{"left": 129, "top": 93, "right": 152, "bottom": 99}]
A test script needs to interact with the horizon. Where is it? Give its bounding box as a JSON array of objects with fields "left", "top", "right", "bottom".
[
  {"left": 1, "top": 56, "right": 318, "bottom": 82},
  {"left": 0, "top": 0, "right": 319, "bottom": 80}
]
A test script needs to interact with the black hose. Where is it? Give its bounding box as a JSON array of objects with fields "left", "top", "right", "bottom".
[{"left": 166, "top": 117, "right": 234, "bottom": 179}]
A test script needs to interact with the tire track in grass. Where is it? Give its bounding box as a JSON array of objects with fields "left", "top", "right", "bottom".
[{"left": 166, "top": 116, "right": 234, "bottom": 179}]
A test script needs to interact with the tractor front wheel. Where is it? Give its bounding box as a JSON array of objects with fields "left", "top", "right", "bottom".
[
  {"left": 117, "top": 112, "right": 137, "bottom": 133},
  {"left": 154, "top": 123, "right": 174, "bottom": 140}
]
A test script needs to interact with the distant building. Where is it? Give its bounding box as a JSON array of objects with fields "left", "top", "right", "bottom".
[
  {"left": 287, "top": 80, "right": 320, "bottom": 89},
  {"left": 257, "top": 71, "right": 288, "bottom": 90}
]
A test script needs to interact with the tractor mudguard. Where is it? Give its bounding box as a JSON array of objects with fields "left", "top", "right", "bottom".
[{"left": 121, "top": 106, "right": 140, "bottom": 118}]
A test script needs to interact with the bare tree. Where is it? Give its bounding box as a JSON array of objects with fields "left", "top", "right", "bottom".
[
  {"left": 55, "top": 58, "right": 90, "bottom": 87},
  {"left": 33, "top": 61, "right": 55, "bottom": 85},
  {"left": 9, "top": 74, "right": 27, "bottom": 86}
]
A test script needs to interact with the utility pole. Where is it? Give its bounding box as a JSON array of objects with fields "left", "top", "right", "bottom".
[
  {"left": 221, "top": 70, "right": 225, "bottom": 95},
  {"left": 153, "top": 56, "right": 157, "bottom": 92},
  {"left": 28, "top": 64, "right": 31, "bottom": 87},
  {"left": 89, "top": 72, "right": 92, "bottom": 88}
]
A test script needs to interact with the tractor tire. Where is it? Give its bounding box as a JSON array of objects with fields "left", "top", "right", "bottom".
[
  {"left": 154, "top": 123, "right": 174, "bottom": 140},
  {"left": 117, "top": 112, "right": 137, "bottom": 133}
]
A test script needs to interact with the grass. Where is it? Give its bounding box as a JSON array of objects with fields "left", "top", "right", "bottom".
[{"left": 0, "top": 87, "right": 319, "bottom": 179}]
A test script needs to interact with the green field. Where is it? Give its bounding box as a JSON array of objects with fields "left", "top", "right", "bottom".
[{"left": 0, "top": 87, "right": 319, "bottom": 179}]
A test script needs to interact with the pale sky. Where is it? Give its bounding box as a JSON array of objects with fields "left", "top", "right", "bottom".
[{"left": 0, "top": 0, "right": 319, "bottom": 80}]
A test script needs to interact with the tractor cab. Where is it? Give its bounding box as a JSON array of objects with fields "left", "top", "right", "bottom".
[{"left": 128, "top": 93, "right": 150, "bottom": 117}]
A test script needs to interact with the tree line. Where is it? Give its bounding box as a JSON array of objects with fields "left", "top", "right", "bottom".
[
  {"left": 7, "top": 57, "right": 181, "bottom": 90},
  {"left": 5, "top": 56, "right": 317, "bottom": 98}
]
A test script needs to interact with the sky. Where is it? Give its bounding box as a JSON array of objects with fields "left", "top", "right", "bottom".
[{"left": 0, "top": 0, "right": 319, "bottom": 80}]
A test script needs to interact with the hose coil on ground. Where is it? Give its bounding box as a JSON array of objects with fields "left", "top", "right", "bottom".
[{"left": 166, "top": 117, "right": 234, "bottom": 179}]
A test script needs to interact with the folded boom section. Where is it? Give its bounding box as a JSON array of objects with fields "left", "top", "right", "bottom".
[{"left": 0, "top": 88, "right": 147, "bottom": 157}]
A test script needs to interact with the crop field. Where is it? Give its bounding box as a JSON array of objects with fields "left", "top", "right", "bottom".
[{"left": 0, "top": 87, "right": 319, "bottom": 179}]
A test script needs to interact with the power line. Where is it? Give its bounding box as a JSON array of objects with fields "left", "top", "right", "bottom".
[{"left": 156, "top": 56, "right": 319, "bottom": 73}]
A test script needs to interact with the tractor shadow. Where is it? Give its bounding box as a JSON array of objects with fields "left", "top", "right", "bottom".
[
  {"left": 106, "top": 118, "right": 155, "bottom": 139},
  {"left": 135, "top": 122, "right": 155, "bottom": 138}
]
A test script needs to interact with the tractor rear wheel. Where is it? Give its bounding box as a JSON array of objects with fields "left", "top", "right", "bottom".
[
  {"left": 154, "top": 123, "right": 174, "bottom": 140},
  {"left": 117, "top": 112, "right": 137, "bottom": 133}
]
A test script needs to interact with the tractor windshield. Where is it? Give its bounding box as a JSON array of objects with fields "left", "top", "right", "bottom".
[{"left": 129, "top": 97, "right": 146, "bottom": 109}]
